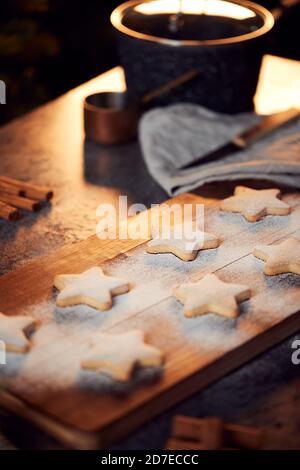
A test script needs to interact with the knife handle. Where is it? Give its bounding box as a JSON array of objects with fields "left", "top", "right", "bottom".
[{"left": 232, "top": 108, "right": 300, "bottom": 149}]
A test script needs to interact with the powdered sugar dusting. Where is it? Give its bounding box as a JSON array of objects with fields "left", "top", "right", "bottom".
[{"left": 1, "top": 200, "right": 300, "bottom": 401}]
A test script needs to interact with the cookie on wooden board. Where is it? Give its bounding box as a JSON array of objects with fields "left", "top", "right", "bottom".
[
  {"left": 147, "top": 225, "right": 220, "bottom": 262},
  {"left": 0, "top": 313, "right": 38, "bottom": 353},
  {"left": 254, "top": 237, "right": 300, "bottom": 275},
  {"left": 81, "top": 330, "right": 164, "bottom": 382},
  {"left": 220, "top": 186, "right": 291, "bottom": 222},
  {"left": 54, "top": 267, "right": 129, "bottom": 310},
  {"left": 173, "top": 273, "right": 250, "bottom": 319}
]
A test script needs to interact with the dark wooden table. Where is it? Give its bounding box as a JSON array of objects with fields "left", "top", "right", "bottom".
[{"left": 0, "top": 57, "right": 300, "bottom": 449}]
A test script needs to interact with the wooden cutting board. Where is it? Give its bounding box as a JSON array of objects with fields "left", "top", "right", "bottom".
[{"left": 0, "top": 191, "right": 300, "bottom": 449}]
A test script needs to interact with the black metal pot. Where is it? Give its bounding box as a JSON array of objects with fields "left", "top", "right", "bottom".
[{"left": 111, "top": 0, "right": 274, "bottom": 114}]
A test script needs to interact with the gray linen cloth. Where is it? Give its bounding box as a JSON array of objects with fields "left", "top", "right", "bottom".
[{"left": 139, "top": 104, "right": 300, "bottom": 196}]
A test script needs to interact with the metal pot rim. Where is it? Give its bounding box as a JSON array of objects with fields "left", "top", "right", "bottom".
[{"left": 111, "top": 0, "right": 274, "bottom": 47}]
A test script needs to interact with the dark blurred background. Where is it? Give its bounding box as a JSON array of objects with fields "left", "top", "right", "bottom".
[{"left": 0, "top": 0, "right": 299, "bottom": 125}]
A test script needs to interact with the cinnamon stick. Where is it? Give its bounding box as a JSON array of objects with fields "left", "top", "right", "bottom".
[
  {"left": 0, "top": 180, "right": 24, "bottom": 197},
  {"left": 0, "top": 193, "right": 41, "bottom": 212},
  {"left": 201, "top": 417, "right": 223, "bottom": 450},
  {"left": 172, "top": 415, "right": 203, "bottom": 441},
  {"left": 0, "top": 176, "right": 53, "bottom": 202},
  {"left": 172, "top": 415, "right": 223, "bottom": 450},
  {"left": 224, "top": 423, "right": 265, "bottom": 450},
  {"left": 171, "top": 415, "right": 265, "bottom": 450},
  {"left": 0, "top": 201, "right": 21, "bottom": 221},
  {"left": 165, "top": 438, "right": 202, "bottom": 450}
]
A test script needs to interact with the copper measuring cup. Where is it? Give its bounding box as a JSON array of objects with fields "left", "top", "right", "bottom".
[{"left": 84, "top": 69, "right": 198, "bottom": 145}]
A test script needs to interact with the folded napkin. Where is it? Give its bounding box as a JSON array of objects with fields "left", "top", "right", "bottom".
[{"left": 139, "top": 104, "right": 300, "bottom": 196}]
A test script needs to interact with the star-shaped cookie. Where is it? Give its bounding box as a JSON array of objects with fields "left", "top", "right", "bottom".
[
  {"left": 81, "top": 330, "right": 164, "bottom": 382},
  {"left": 220, "top": 186, "right": 291, "bottom": 222},
  {"left": 54, "top": 267, "right": 130, "bottom": 310},
  {"left": 253, "top": 237, "right": 300, "bottom": 275},
  {"left": 0, "top": 313, "right": 38, "bottom": 353},
  {"left": 173, "top": 273, "right": 250, "bottom": 319},
  {"left": 147, "top": 225, "right": 220, "bottom": 261}
]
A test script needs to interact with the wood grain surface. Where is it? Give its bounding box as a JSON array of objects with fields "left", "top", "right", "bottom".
[{"left": 0, "top": 191, "right": 299, "bottom": 449}]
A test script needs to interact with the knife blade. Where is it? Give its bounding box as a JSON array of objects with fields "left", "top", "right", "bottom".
[{"left": 178, "top": 108, "right": 300, "bottom": 171}]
